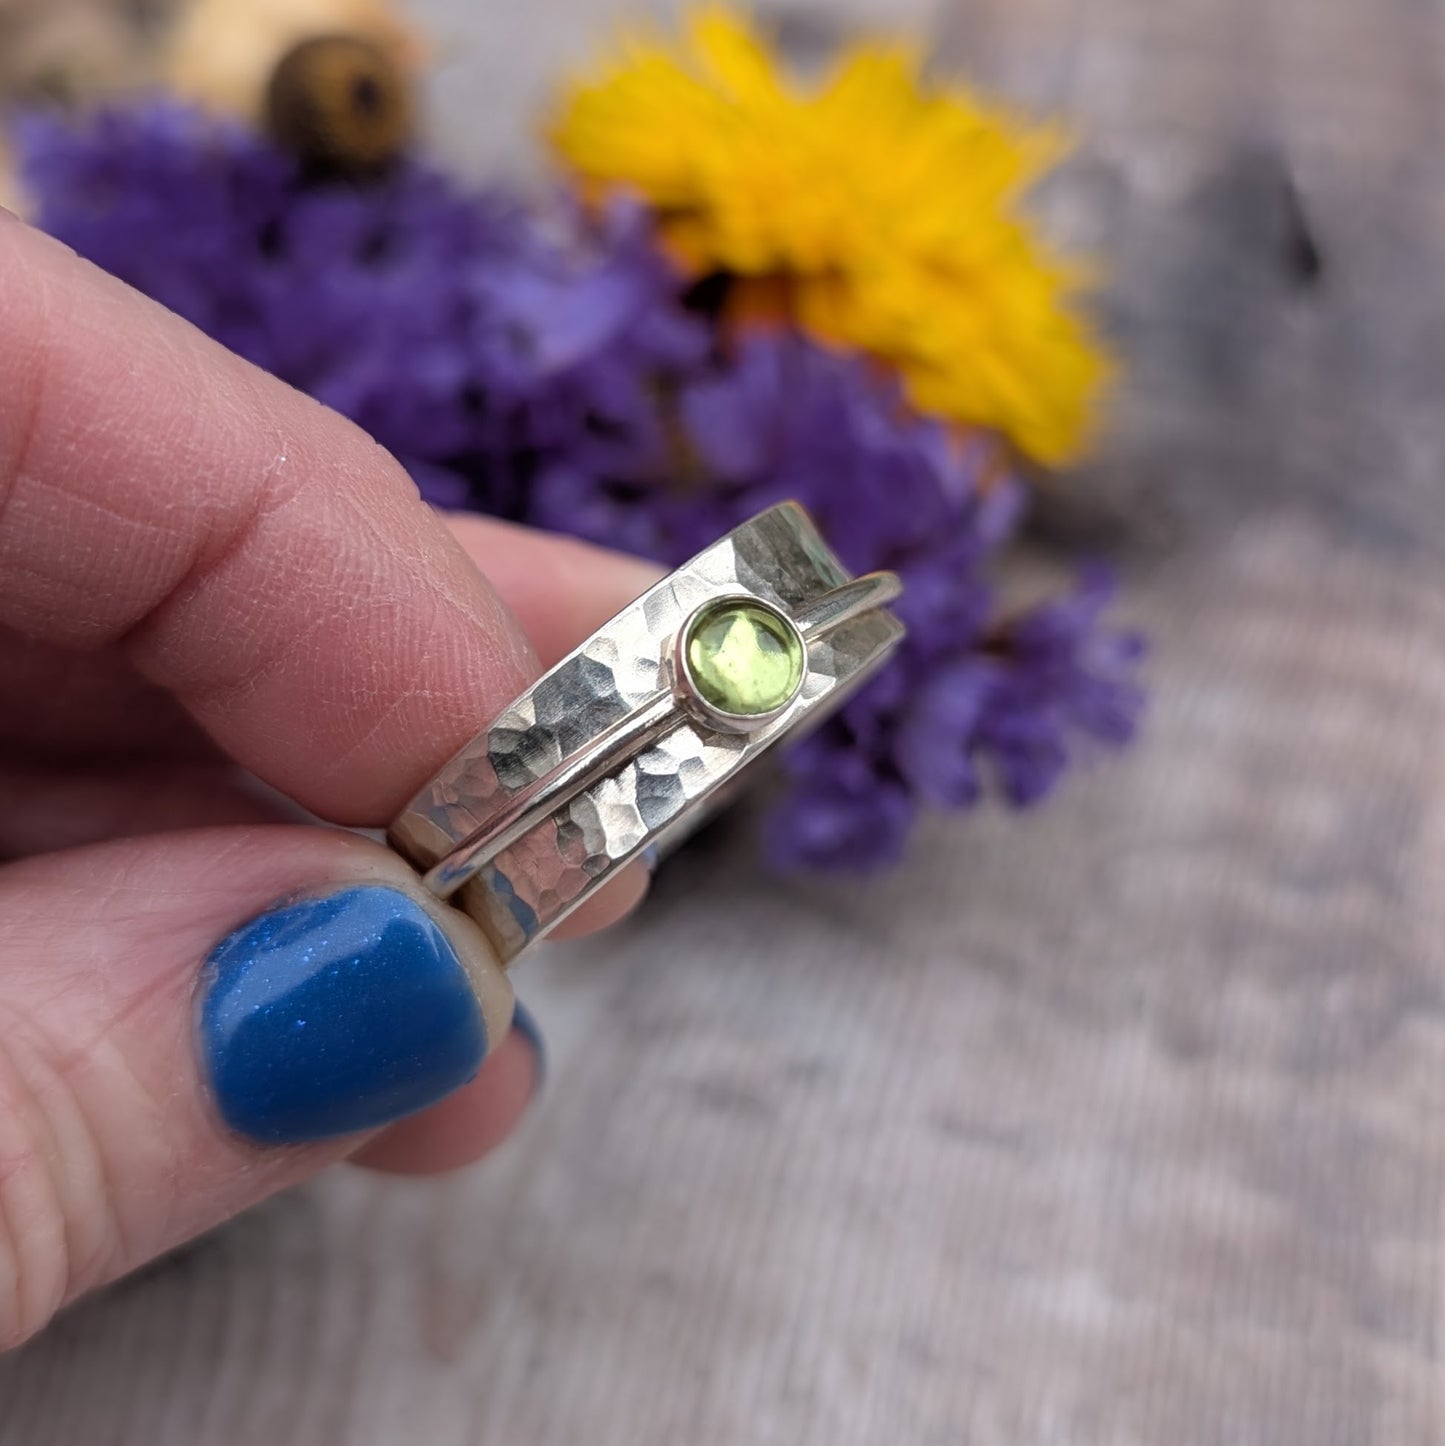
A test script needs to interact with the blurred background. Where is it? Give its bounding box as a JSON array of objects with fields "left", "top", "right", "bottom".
[{"left": 4, "top": 0, "right": 1445, "bottom": 1442}]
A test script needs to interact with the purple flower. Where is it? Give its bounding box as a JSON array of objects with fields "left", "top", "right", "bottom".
[
  {"left": 529, "top": 333, "right": 1019, "bottom": 588},
  {"left": 530, "top": 328, "right": 1146, "bottom": 867},
  {"left": 972, "top": 567, "right": 1148, "bottom": 805},
  {"left": 892, "top": 660, "right": 996, "bottom": 807},
  {"left": 763, "top": 738, "right": 916, "bottom": 874},
  {"left": 21, "top": 104, "right": 1146, "bottom": 875},
  {"left": 770, "top": 577, "right": 1144, "bottom": 869},
  {"left": 20, "top": 104, "right": 704, "bottom": 518}
]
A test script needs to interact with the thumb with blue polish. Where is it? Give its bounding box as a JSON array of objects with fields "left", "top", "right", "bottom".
[
  {"left": 199, "top": 883, "right": 513, "bottom": 1146},
  {"left": 0, "top": 825, "right": 528, "bottom": 1350}
]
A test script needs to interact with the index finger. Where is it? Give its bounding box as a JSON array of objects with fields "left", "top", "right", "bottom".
[{"left": 0, "top": 216, "right": 569, "bottom": 823}]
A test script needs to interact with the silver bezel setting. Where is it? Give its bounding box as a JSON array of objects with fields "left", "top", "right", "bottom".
[{"left": 670, "top": 594, "right": 808, "bottom": 735}]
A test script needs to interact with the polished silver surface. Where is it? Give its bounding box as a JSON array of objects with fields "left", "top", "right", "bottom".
[{"left": 388, "top": 502, "right": 905, "bottom": 965}]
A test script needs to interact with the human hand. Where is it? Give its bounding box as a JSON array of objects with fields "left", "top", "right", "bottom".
[{"left": 0, "top": 212, "right": 658, "bottom": 1348}]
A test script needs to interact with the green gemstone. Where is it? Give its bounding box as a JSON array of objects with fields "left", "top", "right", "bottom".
[{"left": 684, "top": 600, "right": 805, "bottom": 717}]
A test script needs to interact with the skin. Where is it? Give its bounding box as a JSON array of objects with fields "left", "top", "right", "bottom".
[{"left": 0, "top": 210, "right": 660, "bottom": 1348}]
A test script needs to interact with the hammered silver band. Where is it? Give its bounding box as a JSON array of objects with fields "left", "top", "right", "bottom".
[{"left": 387, "top": 502, "right": 905, "bottom": 965}]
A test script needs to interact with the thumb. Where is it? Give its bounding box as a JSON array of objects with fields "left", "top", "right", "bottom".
[{"left": 0, "top": 825, "right": 513, "bottom": 1349}]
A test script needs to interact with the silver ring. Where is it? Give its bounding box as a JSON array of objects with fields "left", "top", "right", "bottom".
[{"left": 387, "top": 502, "right": 905, "bottom": 965}]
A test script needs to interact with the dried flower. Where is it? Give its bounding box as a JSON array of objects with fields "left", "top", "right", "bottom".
[
  {"left": 550, "top": 5, "right": 1109, "bottom": 465},
  {"left": 19, "top": 103, "right": 703, "bottom": 518},
  {"left": 20, "top": 103, "right": 1143, "bottom": 874},
  {"left": 527, "top": 330, "right": 1144, "bottom": 868}
]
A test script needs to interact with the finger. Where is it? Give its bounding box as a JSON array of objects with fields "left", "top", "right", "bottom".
[
  {"left": 443, "top": 514, "right": 661, "bottom": 667},
  {"left": 0, "top": 525, "right": 662, "bottom": 764},
  {"left": 0, "top": 760, "right": 286, "bottom": 859},
  {"left": 0, "top": 626, "right": 211, "bottom": 763},
  {"left": 0, "top": 219, "right": 655, "bottom": 936},
  {"left": 0, "top": 526, "right": 661, "bottom": 925},
  {"left": 0, "top": 219, "right": 644, "bottom": 827},
  {"left": 0, "top": 826, "right": 518, "bottom": 1350}
]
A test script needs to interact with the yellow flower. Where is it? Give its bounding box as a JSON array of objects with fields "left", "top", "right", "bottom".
[{"left": 549, "top": 6, "right": 1110, "bottom": 467}]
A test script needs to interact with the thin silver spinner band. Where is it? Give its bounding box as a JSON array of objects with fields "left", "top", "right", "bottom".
[{"left": 387, "top": 502, "right": 905, "bottom": 966}]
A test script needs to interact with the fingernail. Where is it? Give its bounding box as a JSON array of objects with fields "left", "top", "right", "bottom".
[
  {"left": 510, "top": 1001, "right": 547, "bottom": 1093},
  {"left": 198, "top": 886, "right": 488, "bottom": 1145}
]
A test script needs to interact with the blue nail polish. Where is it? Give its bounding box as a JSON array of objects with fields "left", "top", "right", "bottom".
[
  {"left": 198, "top": 886, "right": 486, "bottom": 1145},
  {"left": 510, "top": 1001, "right": 546, "bottom": 1092}
]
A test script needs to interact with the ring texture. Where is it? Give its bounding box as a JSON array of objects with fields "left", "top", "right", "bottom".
[{"left": 387, "top": 502, "right": 905, "bottom": 965}]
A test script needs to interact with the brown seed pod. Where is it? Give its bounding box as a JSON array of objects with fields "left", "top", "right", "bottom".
[{"left": 264, "top": 33, "right": 413, "bottom": 175}]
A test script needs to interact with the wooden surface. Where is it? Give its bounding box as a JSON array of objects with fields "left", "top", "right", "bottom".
[{"left": 6, "top": 0, "right": 1445, "bottom": 1440}]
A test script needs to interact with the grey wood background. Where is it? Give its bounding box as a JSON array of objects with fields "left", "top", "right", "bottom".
[{"left": 6, "top": 0, "right": 1445, "bottom": 1441}]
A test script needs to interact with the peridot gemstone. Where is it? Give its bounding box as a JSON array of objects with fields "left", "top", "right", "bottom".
[{"left": 684, "top": 600, "right": 805, "bottom": 717}]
